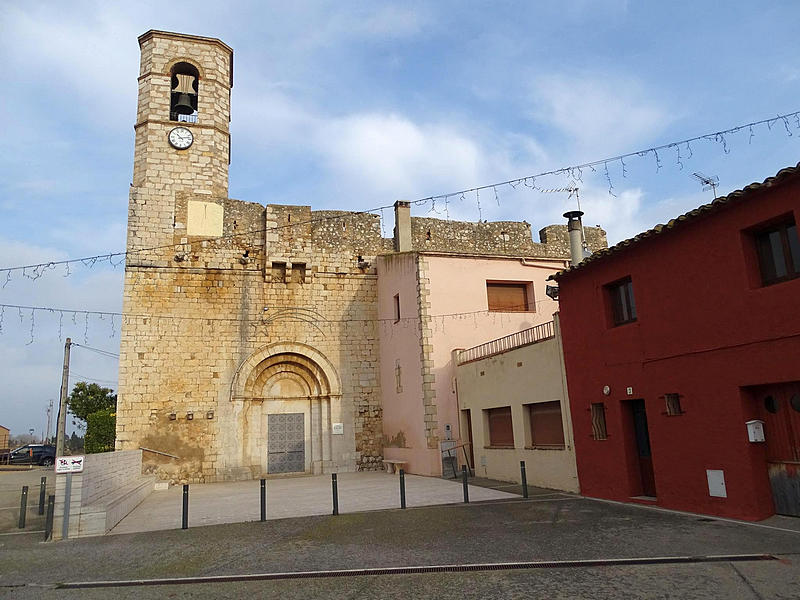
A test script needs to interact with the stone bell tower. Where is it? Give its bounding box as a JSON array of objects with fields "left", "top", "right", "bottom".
[
  {"left": 133, "top": 30, "right": 232, "bottom": 195},
  {"left": 125, "top": 30, "right": 233, "bottom": 263}
]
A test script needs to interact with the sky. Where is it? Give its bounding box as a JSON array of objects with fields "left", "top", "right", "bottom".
[{"left": 0, "top": 1, "right": 798, "bottom": 437}]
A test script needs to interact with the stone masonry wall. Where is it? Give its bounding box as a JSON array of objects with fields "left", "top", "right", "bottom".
[
  {"left": 118, "top": 197, "right": 387, "bottom": 482},
  {"left": 410, "top": 217, "right": 607, "bottom": 257}
]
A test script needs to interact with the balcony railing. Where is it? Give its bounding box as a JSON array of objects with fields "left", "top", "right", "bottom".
[
  {"left": 170, "top": 112, "right": 198, "bottom": 123},
  {"left": 457, "top": 320, "right": 555, "bottom": 365}
]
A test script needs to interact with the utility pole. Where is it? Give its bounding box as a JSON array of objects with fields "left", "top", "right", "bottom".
[
  {"left": 55, "top": 338, "right": 72, "bottom": 457},
  {"left": 45, "top": 399, "right": 53, "bottom": 444}
]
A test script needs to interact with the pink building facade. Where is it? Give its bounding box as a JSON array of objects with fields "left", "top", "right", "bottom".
[{"left": 377, "top": 202, "right": 607, "bottom": 476}]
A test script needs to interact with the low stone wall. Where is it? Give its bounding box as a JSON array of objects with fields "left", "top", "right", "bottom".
[{"left": 53, "top": 450, "right": 152, "bottom": 539}]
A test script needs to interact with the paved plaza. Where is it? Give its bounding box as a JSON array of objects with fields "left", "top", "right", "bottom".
[
  {"left": 2, "top": 485, "right": 800, "bottom": 599},
  {"left": 111, "top": 471, "right": 521, "bottom": 534}
]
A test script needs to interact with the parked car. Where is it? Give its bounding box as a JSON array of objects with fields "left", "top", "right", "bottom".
[{"left": 0, "top": 444, "right": 56, "bottom": 466}]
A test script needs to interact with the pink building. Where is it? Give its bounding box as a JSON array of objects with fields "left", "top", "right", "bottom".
[{"left": 377, "top": 202, "right": 606, "bottom": 475}]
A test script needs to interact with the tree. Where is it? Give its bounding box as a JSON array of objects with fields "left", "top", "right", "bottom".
[
  {"left": 68, "top": 382, "right": 117, "bottom": 422},
  {"left": 69, "top": 382, "right": 117, "bottom": 453},
  {"left": 84, "top": 409, "right": 116, "bottom": 454}
]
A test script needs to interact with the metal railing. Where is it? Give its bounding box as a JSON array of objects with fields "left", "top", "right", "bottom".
[
  {"left": 457, "top": 320, "right": 555, "bottom": 365},
  {"left": 170, "top": 112, "right": 198, "bottom": 123}
]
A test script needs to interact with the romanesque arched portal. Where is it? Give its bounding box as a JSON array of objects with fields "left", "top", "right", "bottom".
[{"left": 231, "top": 343, "right": 342, "bottom": 475}]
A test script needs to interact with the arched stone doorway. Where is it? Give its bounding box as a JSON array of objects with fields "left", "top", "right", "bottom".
[{"left": 231, "top": 343, "right": 342, "bottom": 475}]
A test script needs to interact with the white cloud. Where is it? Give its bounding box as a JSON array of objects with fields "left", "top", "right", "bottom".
[
  {"left": 530, "top": 73, "right": 670, "bottom": 155},
  {"left": 315, "top": 113, "right": 483, "bottom": 199}
]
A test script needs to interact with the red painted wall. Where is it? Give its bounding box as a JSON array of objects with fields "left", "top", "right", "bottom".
[{"left": 557, "top": 172, "right": 800, "bottom": 521}]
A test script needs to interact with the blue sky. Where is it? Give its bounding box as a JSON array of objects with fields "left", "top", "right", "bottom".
[{"left": 0, "top": 1, "right": 798, "bottom": 437}]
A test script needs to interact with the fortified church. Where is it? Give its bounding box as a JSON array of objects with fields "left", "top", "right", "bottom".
[{"left": 116, "top": 30, "right": 607, "bottom": 483}]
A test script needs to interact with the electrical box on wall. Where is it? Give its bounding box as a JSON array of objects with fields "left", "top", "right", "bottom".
[
  {"left": 745, "top": 420, "right": 765, "bottom": 442},
  {"left": 706, "top": 469, "right": 727, "bottom": 498}
]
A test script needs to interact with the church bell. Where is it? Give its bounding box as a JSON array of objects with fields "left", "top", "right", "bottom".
[
  {"left": 173, "top": 93, "right": 195, "bottom": 115},
  {"left": 172, "top": 73, "right": 197, "bottom": 115}
]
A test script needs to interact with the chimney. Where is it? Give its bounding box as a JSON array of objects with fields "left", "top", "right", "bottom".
[
  {"left": 394, "top": 200, "right": 411, "bottom": 252},
  {"left": 563, "top": 210, "right": 584, "bottom": 266}
]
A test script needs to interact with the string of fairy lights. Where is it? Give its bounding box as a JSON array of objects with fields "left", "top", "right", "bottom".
[
  {"left": 2, "top": 109, "right": 798, "bottom": 283},
  {"left": 1, "top": 109, "right": 799, "bottom": 347},
  {"left": 0, "top": 297, "right": 553, "bottom": 345}
]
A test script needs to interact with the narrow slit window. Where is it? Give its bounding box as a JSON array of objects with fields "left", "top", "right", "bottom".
[{"left": 393, "top": 294, "right": 401, "bottom": 322}]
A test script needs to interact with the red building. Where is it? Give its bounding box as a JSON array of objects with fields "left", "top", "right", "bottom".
[{"left": 554, "top": 163, "right": 800, "bottom": 521}]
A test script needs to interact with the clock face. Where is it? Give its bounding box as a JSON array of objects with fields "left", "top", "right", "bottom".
[{"left": 168, "top": 127, "right": 194, "bottom": 150}]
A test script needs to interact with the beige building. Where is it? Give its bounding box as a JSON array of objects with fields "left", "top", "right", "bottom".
[
  {"left": 0, "top": 425, "right": 9, "bottom": 451},
  {"left": 454, "top": 315, "right": 579, "bottom": 492},
  {"left": 116, "top": 30, "right": 605, "bottom": 484}
]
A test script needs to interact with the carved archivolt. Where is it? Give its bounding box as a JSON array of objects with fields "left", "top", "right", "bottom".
[{"left": 231, "top": 342, "right": 342, "bottom": 400}]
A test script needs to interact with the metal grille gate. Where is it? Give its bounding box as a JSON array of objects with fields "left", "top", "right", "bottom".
[{"left": 268, "top": 413, "right": 305, "bottom": 474}]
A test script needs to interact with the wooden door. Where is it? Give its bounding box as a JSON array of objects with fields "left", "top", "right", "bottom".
[
  {"left": 631, "top": 400, "right": 657, "bottom": 497},
  {"left": 758, "top": 381, "right": 800, "bottom": 516}
]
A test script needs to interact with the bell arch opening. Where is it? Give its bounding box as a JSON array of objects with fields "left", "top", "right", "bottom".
[{"left": 170, "top": 61, "right": 199, "bottom": 122}]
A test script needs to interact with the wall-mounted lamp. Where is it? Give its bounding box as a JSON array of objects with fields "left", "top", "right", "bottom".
[
  {"left": 206, "top": 410, "right": 214, "bottom": 420},
  {"left": 186, "top": 412, "right": 194, "bottom": 421},
  {"left": 168, "top": 412, "right": 177, "bottom": 421}
]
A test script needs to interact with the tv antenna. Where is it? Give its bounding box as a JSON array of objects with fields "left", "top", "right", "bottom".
[
  {"left": 541, "top": 186, "right": 590, "bottom": 257},
  {"left": 692, "top": 172, "right": 719, "bottom": 199}
]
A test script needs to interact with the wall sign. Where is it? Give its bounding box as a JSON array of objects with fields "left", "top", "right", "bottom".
[
  {"left": 332, "top": 423, "right": 344, "bottom": 435},
  {"left": 56, "top": 455, "right": 85, "bottom": 474}
]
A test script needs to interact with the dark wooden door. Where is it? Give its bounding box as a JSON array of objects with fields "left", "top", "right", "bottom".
[
  {"left": 758, "top": 381, "right": 800, "bottom": 516},
  {"left": 631, "top": 400, "right": 657, "bottom": 497}
]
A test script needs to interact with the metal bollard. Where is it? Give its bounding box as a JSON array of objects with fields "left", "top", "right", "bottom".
[
  {"left": 182, "top": 484, "right": 189, "bottom": 530},
  {"left": 38, "top": 476, "right": 47, "bottom": 515},
  {"left": 18, "top": 486, "right": 29, "bottom": 529},
  {"left": 462, "top": 465, "right": 469, "bottom": 503},
  {"left": 520, "top": 460, "right": 529, "bottom": 499},
  {"left": 399, "top": 469, "right": 406, "bottom": 509},
  {"left": 44, "top": 495, "right": 55, "bottom": 541},
  {"left": 260, "top": 479, "right": 266, "bottom": 522},
  {"left": 332, "top": 473, "right": 339, "bottom": 516}
]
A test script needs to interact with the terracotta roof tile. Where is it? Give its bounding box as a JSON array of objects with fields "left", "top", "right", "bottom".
[{"left": 552, "top": 161, "right": 800, "bottom": 280}]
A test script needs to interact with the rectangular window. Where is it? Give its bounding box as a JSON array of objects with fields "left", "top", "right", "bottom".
[
  {"left": 591, "top": 403, "right": 608, "bottom": 440},
  {"left": 486, "top": 406, "right": 515, "bottom": 448},
  {"left": 607, "top": 277, "right": 637, "bottom": 326},
  {"left": 529, "top": 401, "right": 565, "bottom": 448},
  {"left": 393, "top": 294, "right": 401, "bottom": 322},
  {"left": 665, "top": 393, "right": 683, "bottom": 416},
  {"left": 755, "top": 219, "right": 800, "bottom": 285},
  {"left": 487, "top": 282, "right": 530, "bottom": 312}
]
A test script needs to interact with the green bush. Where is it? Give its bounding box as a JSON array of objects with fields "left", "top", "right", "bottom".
[{"left": 85, "top": 409, "right": 116, "bottom": 454}]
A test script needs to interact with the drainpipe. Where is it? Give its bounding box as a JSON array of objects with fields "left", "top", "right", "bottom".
[
  {"left": 563, "top": 210, "right": 585, "bottom": 267},
  {"left": 394, "top": 201, "right": 411, "bottom": 252}
]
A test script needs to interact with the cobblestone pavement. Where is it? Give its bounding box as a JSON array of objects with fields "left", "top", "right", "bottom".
[{"left": 2, "top": 488, "right": 799, "bottom": 599}]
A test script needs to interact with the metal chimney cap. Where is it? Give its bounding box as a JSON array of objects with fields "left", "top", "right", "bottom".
[{"left": 563, "top": 210, "right": 584, "bottom": 219}]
